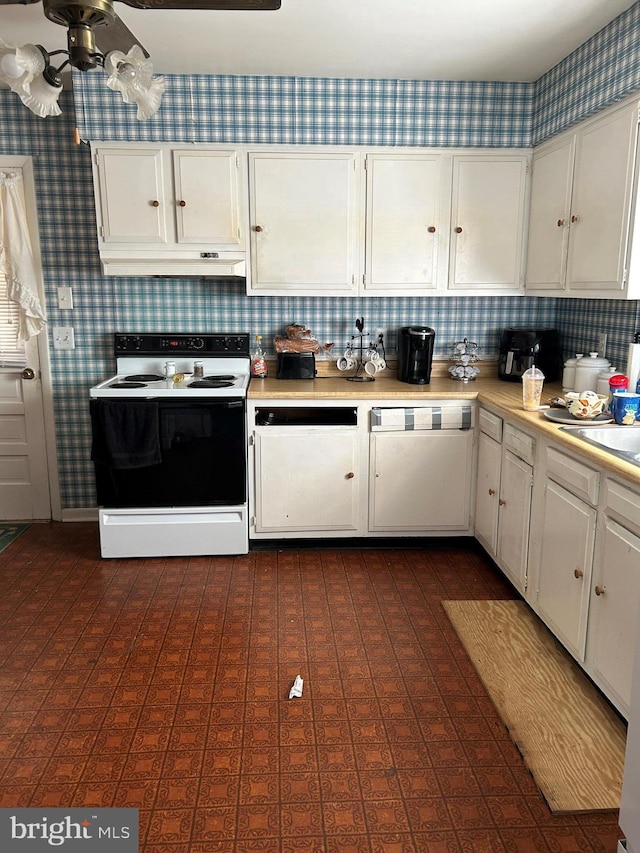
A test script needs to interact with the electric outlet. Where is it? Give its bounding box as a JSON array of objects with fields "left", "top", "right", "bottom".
[
  {"left": 597, "top": 332, "right": 608, "bottom": 358},
  {"left": 53, "top": 326, "right": 75, "bottom": 350}
]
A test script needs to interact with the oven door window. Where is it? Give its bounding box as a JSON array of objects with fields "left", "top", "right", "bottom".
[{"left": 92, "top": 399, "right": 246, "bottom": 508}]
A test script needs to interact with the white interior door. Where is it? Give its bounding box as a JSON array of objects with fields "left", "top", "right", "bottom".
[{"left": 0, "top": 158, "right": 51, "bottom": 520}]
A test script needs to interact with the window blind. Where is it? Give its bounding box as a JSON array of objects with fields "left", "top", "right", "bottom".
[{"left": 0, "top": 268, "right": 26, "bottom": 367}]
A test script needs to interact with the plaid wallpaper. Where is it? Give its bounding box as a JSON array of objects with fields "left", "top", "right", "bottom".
[{"left": 2, "top": 2, "right": 640, "bottom": 511}]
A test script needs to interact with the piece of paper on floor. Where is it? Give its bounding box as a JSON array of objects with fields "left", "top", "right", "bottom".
[{"left": 288, "top": 675, "right": 303, "bottom": 699}]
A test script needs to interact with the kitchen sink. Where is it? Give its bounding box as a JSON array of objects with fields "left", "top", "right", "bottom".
[{"left": 559, "top": 425, "right": 640, "bottom": 467}]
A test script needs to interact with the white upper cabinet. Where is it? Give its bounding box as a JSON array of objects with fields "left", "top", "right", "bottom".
[
  {"left": 449, "top": 155, "right": 529, "bottom": 292},
  {"left": 246, "top": 147, "right": 529, "bottom": 296},
  {"left": 526, "top": 97, "right": 640, "bottom": 298},
  {"left": 91, "top": 143, "right": 247, "bottom": 277},
  {"left": 248, "top": 151, "right": 360, "bottom": 295},
  {"left": 363, "top": 153, "right": 446, "bottom": 293}
]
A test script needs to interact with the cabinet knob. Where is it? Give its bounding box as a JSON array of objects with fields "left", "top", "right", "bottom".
[
  {"left": 454, "top": 226, "right": 463, "bottom": 234},
  {"left": 595, "top": 584, "right": 606, "bottom": 596},
  {"left": 151, "top": 200, "right": 160, "bottom": 207},
  {"left": 427, "top": 226, "right": 436, "bottom": 233},
  {"left": 488, "top": 488, "right": 496, "bottom": 496},
  {"left": 557, "top": 219, "right": 565, "bottom": 227},
  {"left": 254, "top": 225, "right": 264, "bottom": 232},
  {"left": 346, "top": 472, "right": 355, "bottom": 479},
  {"left": 574, "top": 568, "right": 584, "bottom": 579},
  {"left": 498, "top": 498, "right": 507, "bottom": 506},
  {"left": 178, "top": 200, "right": 186, "bottom": 207},
  {"left": 571, "top": 214, "right": 580, "bottom": 223}
]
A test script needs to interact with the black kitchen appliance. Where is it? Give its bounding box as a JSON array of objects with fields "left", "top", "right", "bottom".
[
  {"left": 276, "top": 352, "right": 316, "bottom": 379},
  {"left": 397, "top": 326, "right": 436, "bottom": 384},
  {"left": 498, "top": 327, "right": 562, "bottom": 382}
]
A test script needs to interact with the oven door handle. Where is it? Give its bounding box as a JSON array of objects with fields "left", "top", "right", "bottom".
[{"left": 147, "top": 399, "right": 245, "bottom": 409}]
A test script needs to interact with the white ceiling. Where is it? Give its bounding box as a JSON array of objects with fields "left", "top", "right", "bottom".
[{"left": 0, "top": 0, "right": 637, "bottom": 82}]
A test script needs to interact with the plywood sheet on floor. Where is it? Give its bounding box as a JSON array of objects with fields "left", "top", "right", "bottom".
[{"left": 442, "top": 599, "right": 626, "bottom": 813}]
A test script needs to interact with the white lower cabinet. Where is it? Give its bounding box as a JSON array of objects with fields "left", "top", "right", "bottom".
[
  {"left": 535, "top": 478, "right": 596, "bottom": 661},
  {"left": 586, "top": 481, "right": 640, "bottom": 716},
  {"left": 369, "top": 430, "right": 473, "bottom": 532},
  {"left": 474, "top": 410, "right": 534, "bottom": 596},
  {"left": 248, "top": 399, "right": 475, "bottom": 539}
]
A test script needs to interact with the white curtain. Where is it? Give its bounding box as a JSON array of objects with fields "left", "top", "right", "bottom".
[{"left": 0, "top": 171, "right": 46, "bottom": 341}]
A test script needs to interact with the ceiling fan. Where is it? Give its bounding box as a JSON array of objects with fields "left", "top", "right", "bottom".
[{"left": 0, "top": 0, "right": 281, "bottom": 118}]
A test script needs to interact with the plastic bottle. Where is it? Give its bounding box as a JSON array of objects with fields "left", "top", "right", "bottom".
[{"left": 251, "top": 335, "right": 268, "bottom": 378}]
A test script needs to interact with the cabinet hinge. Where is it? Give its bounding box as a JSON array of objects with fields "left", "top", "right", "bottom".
[
  {"left": 362, "top": 273, "right": 366, "bottom": 285},
  {"left": 624, "top": 267, "right": 629, "bottom": 285},
  {"left": 249, "top": 433, "right": 254, "bottom": 446},
  {"left": 237, "top": 227, "right": 241, "bottom": 240},
  {"left": 526, "top": 159, "right": 530, "bottom": 173},
  {"left": 99, "top": 225, "right": 104, "bottom": 238},
  {"left": 235, "top": 154, "right": 240, "bottom": 169},
  {"left": 94, "top": 152, "right": 99, "bottom": 165},
  {"left": 352, "top": 274, "right": 355, "bottom": 285}
]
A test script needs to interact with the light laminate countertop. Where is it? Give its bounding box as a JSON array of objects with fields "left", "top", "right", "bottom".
[{"left": 248, "top": 369, "right": 640, "bottom": 488}]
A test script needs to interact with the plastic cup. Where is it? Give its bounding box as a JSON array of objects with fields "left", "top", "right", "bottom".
[{"left": 522, "top": 366, "right": 545, "bottom": 411}]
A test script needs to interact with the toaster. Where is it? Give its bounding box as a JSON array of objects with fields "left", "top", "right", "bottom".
[{"left": 276, "top": 352, "right": 316, "bottom": 380}]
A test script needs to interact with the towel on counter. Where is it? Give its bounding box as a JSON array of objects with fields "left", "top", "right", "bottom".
[
  {"left": 91, "top": 400, "right": 161, "bottom": 469},
  {"left": 371, "top": 405, "right": 473, "bottom": 431}
]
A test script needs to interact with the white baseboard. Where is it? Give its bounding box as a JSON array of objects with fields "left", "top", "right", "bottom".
[{"left": 61, "top": 507, "right": 99, "bottom": 522}]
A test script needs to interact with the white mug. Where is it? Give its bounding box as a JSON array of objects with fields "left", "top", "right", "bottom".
[
  {"left": 337, "top": 356, "right": 356, "bottom": 371},
  {"left": 365, "top": 358, "right": 386, "bottom": 376}
]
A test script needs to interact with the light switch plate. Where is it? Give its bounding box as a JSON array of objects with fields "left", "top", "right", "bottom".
[
  {"left": 57, "top": 285, "right": 73, "bottom": 310},
  {"left": 53, "top": 326, "right": 75, "bottom": 350}
]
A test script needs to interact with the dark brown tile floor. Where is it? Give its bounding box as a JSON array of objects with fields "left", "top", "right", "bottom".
[{"left": 0, "top": 523, "right": 623, "bottom": 852}]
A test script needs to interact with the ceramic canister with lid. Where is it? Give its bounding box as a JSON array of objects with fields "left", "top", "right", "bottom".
[
  {"left": 562, "top": 354, "right": 583, "bottom": 393},
  {"left": 596, "top": 367, "right": 619, "bottom": 396},
  {"left": 573, "top": 353, "right": 611, "bottom": 393}
]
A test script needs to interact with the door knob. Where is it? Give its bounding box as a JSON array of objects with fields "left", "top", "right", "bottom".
[
  {"left": 178, "top": 200, "right": 186, "bottom": 207},
  {"left": 574, "top": 568, "right": 584, "bottom": 579},
  {"left": 150, "top": 200, "right": 160, "bottom": 207},
  {"left": 427, "top": 226, "right": 436, "bottom": 233},
  {"left": 595, "top": 585, "right": 606, "bottom": 596},
  {"left": 21, "top": 367, "right": 35, "bottom": 380}
]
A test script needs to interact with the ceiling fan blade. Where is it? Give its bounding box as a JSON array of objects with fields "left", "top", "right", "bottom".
[
  {"left": 115, "top": 0, "right": 281, "bottom": 9},
  {"left": 94, "top": 13, "right": 150, "bottom": 59}
]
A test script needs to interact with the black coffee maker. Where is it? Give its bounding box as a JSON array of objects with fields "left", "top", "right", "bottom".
[{"left": 397, "top": 326, "right": 436, "bottom": 384}]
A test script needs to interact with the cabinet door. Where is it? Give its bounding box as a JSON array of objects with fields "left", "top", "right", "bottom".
[
  {"left": 587, "top": 517, "right": 640, "bottom": 714},
  {"left": 536, "top": 479, "right": 596, "bottom": 660},
  {"left": 525, "top": 136, "right": 574, "bottom": 291},
  {"left": 253, "top": 428, "right": 360, "bottom": 533},
  {"left": 95, "top": 148, "right": 170, "bottom": 244},
  {"left": 369, "top": 431, "right": 473, "bottom": 531},
  {"left": 248, "top": 152, "right": 359, "bottom": 293},
  {"left": 567, "top": 101, "right": 639, "bottom": 293},
  {"left": 475, "top": 432, "right": 501, "bottom": 555},
  {"left": 364, "top": 154, "right": 445, "bottom": 292},
  {"left": 173, "top": 150, "right": 241, "bottom": 246},
  {"left": 496, "top": 450, "right": 533, "bottom": 594},
  {"left": 449, "top": 155, "right": 528, "bottom": 291}
]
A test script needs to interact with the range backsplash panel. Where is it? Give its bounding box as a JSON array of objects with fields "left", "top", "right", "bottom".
[{"left": 3, "top": 1, "right": 640, "bottom": 511}]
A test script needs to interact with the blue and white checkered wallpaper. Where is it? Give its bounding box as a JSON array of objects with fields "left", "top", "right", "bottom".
[{"left": 3, "top": 1, "right": 640, "bottom": 510}]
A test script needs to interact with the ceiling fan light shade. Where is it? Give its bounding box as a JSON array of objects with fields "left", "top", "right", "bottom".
[
  {"left": 0, "top": 40, "right": 62, "bottom": 117},
  {"left": 20, "top": 72, "right": 63, "bottom": 117},
  {"left": 104, "top": 44, "right": 165, "bottom": 119}
]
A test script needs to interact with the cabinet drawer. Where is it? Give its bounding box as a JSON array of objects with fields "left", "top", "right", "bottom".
[
  {"left": 503, "top": 423, "right": 535, "bottom": 465},
  {"left": 606, "top": 479, "right": 640, "bottom": 536},
  {"left": 547, "top": 446, "right": 599, "bottom": 505},
  {"left": 479, "top": 409, "right": 503, "bottom": 442}
]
